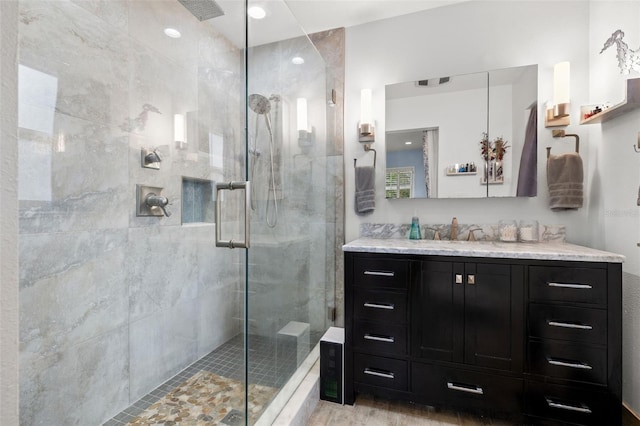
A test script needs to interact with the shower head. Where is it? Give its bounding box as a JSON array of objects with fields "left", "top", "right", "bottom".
[
  {"left": 178, "top": 0, "right": 224, "bottom": 21},
  {"left": 248, "top": 94, "right": 271, "bottom": 115}
]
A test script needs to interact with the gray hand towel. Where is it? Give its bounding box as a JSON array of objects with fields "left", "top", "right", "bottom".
[
  {"left": 355, "top": 166, "right": 375, "bottom": 214},
  {"left": 547, "top": 152, "right": 583, "bottom": 211}
]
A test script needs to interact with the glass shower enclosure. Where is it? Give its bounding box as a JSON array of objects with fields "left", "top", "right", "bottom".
[{"left": 16, "top": 0, "right": 335, "bottom": 424}]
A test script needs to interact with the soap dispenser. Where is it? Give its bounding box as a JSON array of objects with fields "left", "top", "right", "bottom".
[{"left": 409, "top": 217, "right": 422, "bottom": 240}]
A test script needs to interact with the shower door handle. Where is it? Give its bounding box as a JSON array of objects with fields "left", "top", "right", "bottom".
[{"left": 215, "top": 181, "right": 250, "bottom": 249}]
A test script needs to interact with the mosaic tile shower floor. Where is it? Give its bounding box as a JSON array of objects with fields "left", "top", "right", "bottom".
[
  {"left": 104, "top": 334, "right": 291, "bottom": 425},
  {"left": 126, "top": 371, "right": 276, "bottom": 425}
]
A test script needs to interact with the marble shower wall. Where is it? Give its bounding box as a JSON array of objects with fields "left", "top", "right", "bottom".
[{"left": 18, "top": 1, "right": 245, "bottom": 424}]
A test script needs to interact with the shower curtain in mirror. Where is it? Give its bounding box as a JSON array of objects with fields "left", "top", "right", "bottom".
[
  {"left": 516, "top": 102, "right": 537, "bottom": 197},
  {"left": 423, "top": 129, "right": 438, "bottom": 198}
]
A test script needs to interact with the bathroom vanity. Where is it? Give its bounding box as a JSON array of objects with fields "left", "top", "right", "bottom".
[{"left": 343, "top": 239, "right": 623, "bottom": 424}]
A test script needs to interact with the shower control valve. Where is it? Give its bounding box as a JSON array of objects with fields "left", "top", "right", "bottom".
[
  {"left": 145, "top": 193, "right": 171, "bottom": 217},
  {"left": 136, "top": 185, "right": 172, "bottom": 217}
]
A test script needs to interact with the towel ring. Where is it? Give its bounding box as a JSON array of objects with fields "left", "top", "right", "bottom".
[
  {"left": 354, "top": 144, "right": 377, "bottom": 168},
  {"left": 548, "top": 130, "right": 580, "bottom": 158}
]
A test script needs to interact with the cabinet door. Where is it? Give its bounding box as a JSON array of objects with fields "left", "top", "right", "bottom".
[
  {"left": 412, "top": 260, "right": 465, "bottom": 362},
  {"left": 465, "top": 263, "right": 524, "bottom": 372}
]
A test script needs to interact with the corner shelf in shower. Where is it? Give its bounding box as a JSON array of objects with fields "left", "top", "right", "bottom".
[{"left": 580, "top": 78, "right": 640, "bottom": 124}]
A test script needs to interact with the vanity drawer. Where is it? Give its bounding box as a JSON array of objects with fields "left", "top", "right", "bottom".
[
  {"left": 353, "top": 321, "right": 407, "bottom": 355},
  {"left": 529, "top": 266, "right": 607, "bottom": 306},
  {"left": 353, "top": 257, "right": 409, "bottom": 290},
  {"left": 528, "top": 303, "right": 607, "bottom": 345},
  {"left": 525, "top": 381, "right": 618, "bottom": 425},
  {"left": 354, "top": 353, "right": 408, "bottom": 391},
  {"left": 411, "top": 363, "right": 523, "bottom": 414},
  {"left": 528, "top": 340, "right": 606, "bottom": 385},
  {"left": 354, "top": 288, "right": 407, "bottom": 323}
]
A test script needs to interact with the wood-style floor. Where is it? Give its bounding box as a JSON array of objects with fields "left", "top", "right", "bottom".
[
  {"left": 307, "top": 394, "right": 512, "bottom": 426},
  {"left": 308, "top": 395, "right": 640, "bottom": 426}
]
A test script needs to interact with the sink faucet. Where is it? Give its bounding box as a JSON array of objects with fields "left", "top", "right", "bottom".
[{"left": 451, "top": 217, "right": 458, "bottom": 241}]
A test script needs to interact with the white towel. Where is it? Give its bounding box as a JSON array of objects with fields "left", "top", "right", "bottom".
[{"left": 355, "top": 166, "right": 375, "bottom": 214}]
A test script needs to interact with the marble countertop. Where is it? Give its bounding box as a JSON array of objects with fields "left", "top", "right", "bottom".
[{"left": 343, "top": 238, "right": 625, "bottom": 263}]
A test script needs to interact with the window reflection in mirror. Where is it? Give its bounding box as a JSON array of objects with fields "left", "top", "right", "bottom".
[{"left": 385, "top": 64, "right": 537, "bottom": 199}]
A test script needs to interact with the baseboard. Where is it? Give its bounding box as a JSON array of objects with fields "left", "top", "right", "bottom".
[{"left": 623, "top": 402, "right": 640, "bottom": 426}]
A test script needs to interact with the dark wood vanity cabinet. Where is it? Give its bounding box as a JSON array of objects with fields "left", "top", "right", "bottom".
[
  {"left": 412, "top": 260, "right": 524, "bottom": 372},
  {"left": 344, "top": 252, "right": 622, "bottom": 425}
]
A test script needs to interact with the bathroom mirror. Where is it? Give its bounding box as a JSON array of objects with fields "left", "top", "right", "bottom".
[{"left": 385, "top": 64, "right": 538, "bottom": 199}]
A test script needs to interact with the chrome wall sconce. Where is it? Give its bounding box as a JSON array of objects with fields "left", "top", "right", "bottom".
[
  {"left": 358, "top": 88, "right": 375, "bottom": 144},
  {"left": 297, "top": 97, "right": 314, "bottom": 154},
  {"left": 545, "top": 61, "right": 571, "bottom": 127}
]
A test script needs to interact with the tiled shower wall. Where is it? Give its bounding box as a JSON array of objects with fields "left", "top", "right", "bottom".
[{"left": 17, "top": 1, "right": 245, "bottom": 424}]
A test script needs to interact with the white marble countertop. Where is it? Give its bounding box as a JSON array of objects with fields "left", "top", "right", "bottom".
[{"left": 343, "top": 238, "right": 625, "bottom": 263}]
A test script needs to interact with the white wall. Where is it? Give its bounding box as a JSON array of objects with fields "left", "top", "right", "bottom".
[
  {"left": 345, "top": 1, "right": 592, "bottom": 243},
  {"left": 587, "top": 0, "right": 640, "bottom": 414}
]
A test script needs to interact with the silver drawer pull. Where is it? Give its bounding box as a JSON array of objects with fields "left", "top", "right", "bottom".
[
  {"left": 545, "top": 398, "right": 592, "bottom": 414},
  {"left": 547, "top": 282, "right": 592, "bottom": 290},
  {"left": 447, "top": 382, "right": 484, "bottom": 395},
  {"left": 363, "top": 302, "right": 395, "bottom": 310},
  {"left": 364, "top": 334, "right": 395, "bottom": 343},
  {"left": 364, "top": 368, "right": 395, "bottom": 379},
  {"left": 364, "top": 270, "right": 395, "bottom": 277},
  {"left": 547, "top": 357, "right": 593, "bottom": 370},
  {"left": 548, "top": 321, "right": 593, "bottom": 330}
]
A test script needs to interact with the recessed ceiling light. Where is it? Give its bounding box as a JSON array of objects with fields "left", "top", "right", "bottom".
[
  {"left": 291, "top": 56, "right": 305, "bottom": 65},
  {"left": 405, "top": 141, "right": 413, "bottom": 145},
  {"left": 248, "top": 6, "right": 266, "bottom": 19},
  {"left": 164, "top": 28, "right": 181, "bottom": 38}
]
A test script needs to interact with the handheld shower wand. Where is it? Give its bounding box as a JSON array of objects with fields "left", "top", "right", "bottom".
[{"left": 248, "top": 93, "right": 279, "bottom": 228}]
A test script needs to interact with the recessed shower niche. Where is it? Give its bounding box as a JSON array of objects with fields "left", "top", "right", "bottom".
[{"left": 182, "top": 177, "right": 215, "bottom": 224}]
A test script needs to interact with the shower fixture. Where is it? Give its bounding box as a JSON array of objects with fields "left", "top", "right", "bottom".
[
  {"left": 248, "top": 93, "right": 279, "bottom": 228},
  {"left": 136, "top": 185, "right": 172, "bottom": 217},
  {"left": 141, "top": 148, "right": 162, "bottom": 169},
  {"left": 177, "top": 0, "right": 224, "bottom": 21}
]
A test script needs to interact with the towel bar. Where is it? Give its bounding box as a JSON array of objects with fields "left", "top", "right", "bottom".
[
  {"left": 354, "top": 144, "right": 377, "bottom": 168},
  {"left": 547, "top": 130, "right": 580, "bottom": 158}
]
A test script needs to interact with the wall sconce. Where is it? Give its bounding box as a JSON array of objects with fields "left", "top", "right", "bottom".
[
  {"left": 545, "top": 61, "right": 571, "bottom": 127},
  {"left": 358, "top": 88, "right": 375, "bottom": 143},
  {"left": 297, "top": 97, "right": 314, "bottom": 154},
  {"left": 174, "top": 113, "right": 187, "bottom": 149}
]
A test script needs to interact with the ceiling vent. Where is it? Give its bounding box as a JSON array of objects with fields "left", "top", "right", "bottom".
[{"left": 416, "top": 77, "right": 451, "bottom": 87}]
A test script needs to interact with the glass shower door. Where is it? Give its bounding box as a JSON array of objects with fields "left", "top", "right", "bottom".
[{"left": 241, "top": 0, "right": 336, "bottom": 422}]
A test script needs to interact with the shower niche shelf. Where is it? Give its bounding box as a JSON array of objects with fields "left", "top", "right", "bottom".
[
  {"left": 580, "top": 78, "right": 640, "bottom": 125},
  {"left": 182, "top": 177, "right": 215, "bottom": 224}
]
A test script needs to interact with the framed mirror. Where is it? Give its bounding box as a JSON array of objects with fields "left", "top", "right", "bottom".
[{"left": 385, "top": 64, "right": 538, "bottom": 199}]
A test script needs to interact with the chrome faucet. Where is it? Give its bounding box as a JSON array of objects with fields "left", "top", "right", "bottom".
[{"left": 451, "top": 217, "right": 458, "bottom": 241}]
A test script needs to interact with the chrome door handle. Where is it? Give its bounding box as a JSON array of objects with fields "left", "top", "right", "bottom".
[
  {"left": 467, "top": 274, "right": 475, "bottom": 285},
  {"left": 364, "top": 270, "right": 395, "bottom": 277},
  {"left": 447, "top": 382, "right": 484, "bottom": 395},
  {"left": 547, "top": 357, "right": 593, "bottom": 370},
  {"left": 363, "top": 302, "right": 395, "bottom": 310},
  {"left": 545, "top": 398, "right": 592, "bottom": 414},
  {"left": 364, "top": 368, "right": 394, "bottom": 379},
  {"left": 548, "top": 321, "right": 593, "bottom": 330},
  {"left": 215, "top": 181, "right": 250, "bottom": 249},
  {"left": 455, "top": 274, "right": 463, "bottom": 284},
  {"left": 547, "top": 282, "right": 592, "bottom": 289},
  {"left": 364, "top": 334, "right": 394, "bottom": 343}
]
